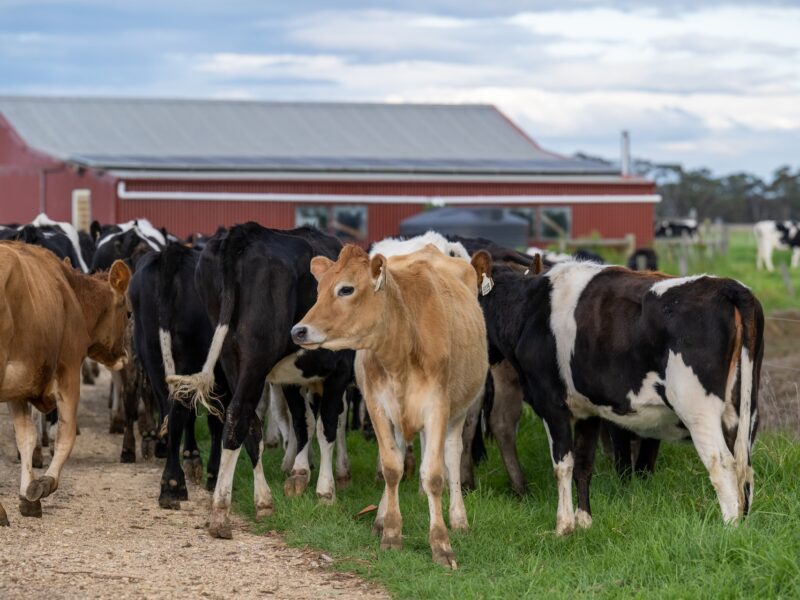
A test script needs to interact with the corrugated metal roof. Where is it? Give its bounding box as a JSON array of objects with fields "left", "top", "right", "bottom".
[{"left": 0, "top": 96, "right": 617, "bottom": 176}]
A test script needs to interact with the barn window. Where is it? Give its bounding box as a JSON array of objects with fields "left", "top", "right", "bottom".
[
  {"left": 539, "top": 207, "right": 572, "bottom": 240},
  {"left": 509, "top": 207, "right": 536, "bottom": 238},
  {"left": 295, "top": 205, "right": 368, "bottom": 241}
]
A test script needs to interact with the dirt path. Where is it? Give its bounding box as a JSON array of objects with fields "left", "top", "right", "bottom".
[{"left": 0, "top": 371, "right": 388, "bottom": 600}]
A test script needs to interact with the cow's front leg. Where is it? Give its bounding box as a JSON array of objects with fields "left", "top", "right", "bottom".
[
  {"left": 248, "top": 390, "right": 274, "bottom": 520},
  {"left": 421, "top": 400, "right": 456, "bottom": 569},
  {"left": 369, "top": 406, "right": 405, "bottom": 550},
  {"left": 543, "top": 414, "right": 575, "bottom": 536},
  {"left": 445, "top": 411, "right": 470, "bottom": 531},
  {"left": 10, "top": 400, "right": 40, "bottom": 517}
]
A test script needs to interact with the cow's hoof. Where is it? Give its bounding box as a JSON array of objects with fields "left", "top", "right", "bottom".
[
  {"left": 335, "top": 473, "right": 351, "bottom": 488},
  {"left": 140, "top": 437, "right": 155, "bottom": 461},
  {"left": 154, "top": 440, "right": 168, "bottom": 459},
  {"left": 255, "top": 504, "right": 274, "bottom": 521},
  {"left": 432, "top": 548, "right": 457, "bottom": 570},
  {"left": 208, "top": 515, "right": 233, "bottom": 539},
  {"left": 19, "top": 496, "right": 42, "bottom": 518},
  {"left": 575, "top": 509, "right": 593, "bottom": 529},
  {"left": 159, "top": 478, "right": 188, "bottom": 509},
  {"left": 32, "top": 447, "right": 44, "bottom": 469},
  {"left": 317, "top": 491, "right": 335, "bottom": 505},
  {"left": 109, "top": 418, "right": 124, "bottom": 434},
  {"left": 380, "top": 533, "right": 402, "bottom": 551},
  {"left": 450, "top": 517, "right": 469, "bottom": 532},
  {"left": 555, "top": 517, "right": 576, "bottom": 537},
  {"left": 0, "top": 505, "right": 9, "bottom": 526},
  {"left": 158, "top": 496, "right": 181, "bottom": 510},
  {"left": 283, "top": 470, "right": 309, "bottom": 498},
  {"left": 120, "top": 449, "right": 136, "bottom": 463},
  {"left": 372, "top": 520, "right": 383, "bottom": 536},
  {"left": 183, "top": 456, "right": 204, "bottom": 485},
  {"left": 26, "top": 476, "right": 56, "bottom": 502}
]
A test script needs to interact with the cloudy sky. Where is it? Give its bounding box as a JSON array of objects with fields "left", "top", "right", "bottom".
[{"left": 2, "top": 1, "right": 798, "bottom": 177}]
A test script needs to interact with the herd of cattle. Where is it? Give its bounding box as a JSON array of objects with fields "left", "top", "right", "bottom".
[{"left": 0, "top": 213, "right": 773, "bottom": 569}]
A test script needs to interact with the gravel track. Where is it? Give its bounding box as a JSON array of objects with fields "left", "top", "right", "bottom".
[{"left": 0, "top": 371, "right": 388, "bottom": 600}]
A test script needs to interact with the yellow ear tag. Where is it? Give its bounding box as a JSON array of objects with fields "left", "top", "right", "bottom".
[
  {"left": 481, "top": 272, "right": 493, "bottom": 296},
  {"left": 374, "top": 266, "right": 385, "bottom": 292}
]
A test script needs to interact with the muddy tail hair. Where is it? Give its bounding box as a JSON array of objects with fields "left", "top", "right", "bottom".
[
  {"left": 166, "top": 227, "right": 248, "bottom": 418},
  {"left": 725, "top": 281, "right": 764, "bottom": 517}
]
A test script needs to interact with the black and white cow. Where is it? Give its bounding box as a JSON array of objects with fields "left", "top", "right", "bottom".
[
  {"left": 470, "top": 253, "right": 763, "bottom": 534},
  {"left": 90, "top": 218, "right": 167, "bottom": 272},
  {"left": 655, "top": 218, "right": 698, "bottom": 240},
  {"left": 129, "top": 243, "right": 227, "bottom": 506},
  {"left": 168, "top": 223, "right": 354, "bottom": 538},
  {"left": 754, "top": 220, "right": 800, "bottom": 272}
]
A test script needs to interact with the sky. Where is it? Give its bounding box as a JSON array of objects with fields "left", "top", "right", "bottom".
[{"left": 1, "top": 1, "right": 798, "bottom": 178}]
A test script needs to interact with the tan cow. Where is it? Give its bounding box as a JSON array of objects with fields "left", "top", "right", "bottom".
[
  {"left": 0, "top": 241, "right": 130, "bottom": 526},
  {"left": 291, "top": 244, "right": 488, "bottom": 569}
]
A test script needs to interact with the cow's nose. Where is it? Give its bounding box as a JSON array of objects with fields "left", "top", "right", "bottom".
[{"left": 291, "top": 325, "right": 308, "bottom": 344}]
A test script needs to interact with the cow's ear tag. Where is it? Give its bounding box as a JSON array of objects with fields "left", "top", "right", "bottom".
[
  {"left": 374, "top": 266, "right": 385, "bottom": 292},
  {"left": 481, "top": 272, "right": 493, "bottom": 296}
]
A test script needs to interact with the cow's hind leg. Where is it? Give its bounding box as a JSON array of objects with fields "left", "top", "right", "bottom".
[
  {"left": 687, "top": 417, "right": 740, "bottom": 523},
  {"left": 206, "top": 414, "right": 223, "bottom": 492},
  {"left": 31, "top": 408, "right": 44, "bottom": 469},
  {"left": 247, "top": 390, "right": 274, "bottom": 520},
  {"left": 283, "top": 386, "right": 314, "bottom": 497},
  {"left": 335, "top": 396, "right": 351, "bottom": 487},
  {"left": 10, "top": 400, "right": 41, "bottom": 517},
  {"left": 489, "top": 366, "right": 526, "bottom": 496},
  {"left": 182, "top": 411, "right": 204, "bottom": 484},
  {"left": 269, "top": 384, "right": 296, "bottom": 474},
  {"left": 573, "top": 417, "right": 600, "bottom": 529},
  {"left": 159, "top": 402, "right": 190, "bottom": 509},
  {"left": 445, "top": 412, "right": 469, "bottom": 531}
]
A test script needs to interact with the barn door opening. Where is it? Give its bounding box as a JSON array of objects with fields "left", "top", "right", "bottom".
[{"left": 72, "top": 189, "right": 91, "bottom": 232}]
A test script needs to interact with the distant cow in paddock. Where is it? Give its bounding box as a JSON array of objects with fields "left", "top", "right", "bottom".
[
  {"left": 754, "top": 220, "right": 800, "bottom": 272},
  {"left": 168, "top": 224, "right": 354, "bottom": 538},
  {"left": 129, "top": 243, "right": 227, "bottom": 507},
  {"left": 655, "top": 218, "right": 698, "bottom": 240},
  {"left": 292, "top": 244, "right": 488, "bottom": 569},
  {"left": 90, "top": 218, "right": 166, "bottom": 272},
  {"left": 471, "top": 252, "right": 763, "bottom": 534},
  {"left": 0, "top": 242, "right": 130, "bottom": 526}
]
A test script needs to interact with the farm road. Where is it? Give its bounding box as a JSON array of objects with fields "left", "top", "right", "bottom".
[{"left": 0, "top": 371, "right": 388, "bottom": 600}]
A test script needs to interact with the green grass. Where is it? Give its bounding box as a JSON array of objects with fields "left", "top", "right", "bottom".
[{"left": 196, "top": 412, "right": 800, "bottom": 599}]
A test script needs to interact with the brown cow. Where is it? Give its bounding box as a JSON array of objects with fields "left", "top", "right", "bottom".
[
  {"left": 0, "top": 241, "right": 130, "bottom": 526},
  {"left": 291, "top": 244, "right": 488, "bottom": 569}
]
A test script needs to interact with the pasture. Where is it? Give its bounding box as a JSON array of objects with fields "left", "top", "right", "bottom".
[{"left": 192, "top": 227, "right": 800, "bottom": 599}]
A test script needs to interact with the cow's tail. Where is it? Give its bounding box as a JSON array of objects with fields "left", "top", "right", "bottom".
[
  {"left": 167, "top": 234, "right": 239, "bottom": 419},
  {"left": 726, "top": 282, "right": 764, "bottom": 517}
]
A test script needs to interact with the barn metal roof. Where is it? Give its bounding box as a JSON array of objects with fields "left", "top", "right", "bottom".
[{"left": 0, "top": 96, "right": 618, "bottom": 176}]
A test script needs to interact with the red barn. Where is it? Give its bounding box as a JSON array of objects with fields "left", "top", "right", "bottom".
[{"left": 0, "top": 96, "right": 658, "bottom": 246}]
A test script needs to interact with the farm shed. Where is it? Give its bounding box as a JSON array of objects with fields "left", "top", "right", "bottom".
[{"left": 0, "top": 96, "right": 659, "bottom": 245}]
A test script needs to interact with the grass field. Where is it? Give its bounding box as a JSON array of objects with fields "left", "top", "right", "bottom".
[{"left": 194, "top": 228, "right": 800, "bottom": 598}]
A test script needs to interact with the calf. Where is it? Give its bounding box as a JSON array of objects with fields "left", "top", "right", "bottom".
[
  {"left": 291, "top": 244, "right": 488, "bottom": 568},
  {"left": 168, "top": 223, "right": 354, "bottom": 537},
  {"left": 655, "top": 218, "right": 698, "bottom": 240},
  {"left": 0, "top": 242, "right": 130, "bottom": 525},
  {"left": 754, "top": 220, "right": 800, "bottom": 272},
  {"left": 471, "top": 252, "right": 763, "bottom": 533}
]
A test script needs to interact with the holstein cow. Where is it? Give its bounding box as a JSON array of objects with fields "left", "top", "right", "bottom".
[
  {"left": 168, "top": 223, "right": 354, "bottom": 538},
  {"left": 655, "top": 218, "right": 699, "bottom": 240},
  {"left": 0, "top": 242, "right": 130, "bottom": 525},
  {"left": 90, "top": 218, "right": 166, "bottom": 272},
  {"left": 291, "top": 244, "right": 488, "bottom": 569},
  {"left": 470, "top": 251, "right": 763, "bottom": 534},
  {"left": 129, "top": 243, "right": 226, "bottom": 506},
  {"left": 754, "top": 220, "right": 800, "bottom": 272}
]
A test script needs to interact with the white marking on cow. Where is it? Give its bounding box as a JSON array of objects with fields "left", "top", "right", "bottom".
[
  {"left": 444, "top": 416, "right": 468, "bottom": 529},
  {"left": 265, "top": 350, "right": 325, "bottom": 386},
  {"left": 268, "top": 384, "right": 296, "bottom": 473},
  {"left": 158, "top": 328, "right": 175, "bottom": 378},
  {"left": 546, "top": 261, "right": 606, "bottom": 398},
  {"left": 369, "top": 230, "right": 469, "bottom": 261},
  {"left": 650, "top": 274, "right": 713, "bottom": 296},
  {"left": 735, "top": 348, "right": 754, "bottom": 513},
  {"left": 252, "top": 393, "right": 273, "bottom": 517},
  {"left": 315, "top": 415, "right": 335, "bottom": 502},
  {"left": 665, "top": 351, "right": 740, "bottom": 522},
  {"left": 168, "top": 324, "right": 228, "bottom": 417},
  {"left": 212, "top": 447, "right": 241, "bottom": 514},
  {"left": 31, "top": 213, "right": 89, "bottom": 272},
  {"left": 754, "top": 220, "right": 800, "bottom": 272},
  {"left": 554, "top": 453, "right": 575, "bottom": 536},
  {"left": 335, "top": 399, "right": 351, "bottom": 483},
  {"left": 575, "top": 508, "right": 593, "bottom": 529},
  {"left": 96, "top": 219, "right": 165, "bottom": 252}
]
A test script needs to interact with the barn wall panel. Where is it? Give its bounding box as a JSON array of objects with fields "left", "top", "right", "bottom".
[{"left": 573, "top": 203, "right": 654, "bottom": 246}]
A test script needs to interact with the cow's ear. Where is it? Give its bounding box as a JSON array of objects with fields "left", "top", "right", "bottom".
[
  {"left": 370, "top": 254, "right": 387, "bottom": 292},
  {"left": 470, "top": 250, "right": 494, "bottom": 295},
  {"left": 310, "top": 256, "right": 335, "bottom": 281},
  {"left": 532, "top": 253, "right": 544, "bottom": 275},
  {"left": 90, "top": 220, "right": 102, "bottom": 242},
  {"left": 109, "top": 260, "right": 131, "bottom": 294}
]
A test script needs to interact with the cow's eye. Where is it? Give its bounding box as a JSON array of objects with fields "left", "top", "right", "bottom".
[{"left": 338, "top": 286, "right": 354, "bottom": 297}]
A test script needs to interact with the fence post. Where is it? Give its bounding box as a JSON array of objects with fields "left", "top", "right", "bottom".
[{"left": 780, "top": 264, "right": 796, "bottom": 298}]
